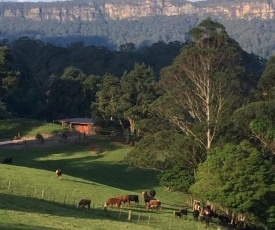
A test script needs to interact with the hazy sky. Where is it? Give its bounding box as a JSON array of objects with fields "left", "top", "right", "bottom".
[
  {"left": 0, "top": 0, "right": 207, "bottom": 3},
  {"left": 3, "top": 0, "right": 206, "bottom": 2}
]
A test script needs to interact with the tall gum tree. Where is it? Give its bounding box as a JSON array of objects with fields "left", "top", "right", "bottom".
[{"left": 156, "top": 18, "right": 246, "bottom": 150}]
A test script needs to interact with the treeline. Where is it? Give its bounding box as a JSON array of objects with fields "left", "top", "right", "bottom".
[
  {"left": 0, "top": 37, "right": 182, "bottom": 120},
  {"left": 0, "top": 18, "right": 274, "bottom": 230}
]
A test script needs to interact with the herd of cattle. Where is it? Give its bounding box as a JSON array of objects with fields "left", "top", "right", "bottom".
[
  {"left": 76, "top": 189, "right": 161, "bottom": 211},
  {"left": 74, "top": 190, "right": 248, "bottom": 228},
  {"left": 54, "top": 169, "right": 240, "bottom": 228}
]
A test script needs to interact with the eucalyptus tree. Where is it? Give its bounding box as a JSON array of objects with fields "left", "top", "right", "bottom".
[{"left": 155, "top": 18, "right": 248, "bottom": 151}]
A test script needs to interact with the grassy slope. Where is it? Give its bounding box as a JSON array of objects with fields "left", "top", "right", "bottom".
[
  {"left": 0, "top": 118, "right": 68, "bottom": 139},
  {"left": 0, "top": 120, "right": 230, "bottom": 230}
]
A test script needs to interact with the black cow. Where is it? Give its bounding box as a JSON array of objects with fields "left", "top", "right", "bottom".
[
  {"left": 2, "top": 157, "right": 12, "bottom": 165},
  {"left": 149, "top": 189, "right": 156, "bottom": 198},
  {"left": 193, "top": 209, "right": 200, "bottom": 221},
  {"left": 174, "top": 211, "right": 182, "bottom": 218},
  {"left": 142, "top": 191, "right": 155, "bottom": 205},
  {"left": 128, "top": 195, "right": 139, "bottom": 205},
  {"left": 173, "top": 208, "right": 188, "bottom": 219},
  {"left": 180, "top": 208, "right": 188, "bottom": 217}
]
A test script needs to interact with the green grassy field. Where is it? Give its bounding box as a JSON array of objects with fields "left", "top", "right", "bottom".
[{"left": 0, "top": 134, "right": 231, "bottom": 230}]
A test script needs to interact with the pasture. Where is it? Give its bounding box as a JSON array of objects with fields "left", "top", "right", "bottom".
[{"left": 0, "top": 136, "right": 230, "bottom": 230}]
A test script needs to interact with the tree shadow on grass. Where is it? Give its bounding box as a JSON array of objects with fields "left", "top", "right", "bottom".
[{"left": 0, "top": 138, "right": 159, "bottom": 191}]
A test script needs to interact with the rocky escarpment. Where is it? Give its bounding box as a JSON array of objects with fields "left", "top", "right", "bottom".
[{"left": 0, "top": 0, "right": 274, "bottom": 22}]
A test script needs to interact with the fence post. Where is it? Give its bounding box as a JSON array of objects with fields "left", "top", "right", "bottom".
[
  {"left": 148, "top": 215, "right": 151, "bottom": 225},
  {"left": 137, "top": 213, "right": 141, "bottom": 222},
  {"left": 34, "top": 188, "right": 37, "bottom": 197},
  {"left": 169, "top": 219, "right": 172, "bottom": 230},
  {"left": 127, "top": 210, "right": 131, "bottom": 221},
  {"left": 8, "top": 181, "right": 11, "bottom": 190},
  {"left": 42, "top": 189, "right": 45, "bottom": 199},
  {"left": 118, "top": 209, "right": 122, "bottom": 218}
]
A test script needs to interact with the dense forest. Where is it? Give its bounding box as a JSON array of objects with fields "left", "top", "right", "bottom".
[
  {"left": 1, "top": 15, "right": 275, "bottom": 59},
  {"left": 0, "top": 16, "right": 275, "bottom": 230},
  {"left": 0, "top": 0, "right": 274, "bottom": 59}
]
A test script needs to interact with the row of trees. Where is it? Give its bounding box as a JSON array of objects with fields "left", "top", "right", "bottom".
[
  {"left": 0, "top": 37, "right": 182, "bottom": 120},
  {"left": 0, "top": 18, "right": 274, "bottom": 229}
]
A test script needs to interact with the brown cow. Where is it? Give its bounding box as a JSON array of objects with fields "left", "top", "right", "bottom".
[
  {"left": 77, "top": 199, "right": 91, "bottom": 209},
  {"left": 104, "top": 198, "right": 122, "bottom": 209},
  {"left": 118, "top": 195, "right": 129, "bottom": 205},
  {"left": 55, "top": 169, "right": 62, "bottom": 180},
  {"left": 146, "top": 199, "right": 161, "bottom": 211}
]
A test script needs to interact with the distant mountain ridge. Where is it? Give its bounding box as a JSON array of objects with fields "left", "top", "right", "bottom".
[
  {"left": 0, "top": 0, "right": 274, "bottom": 21},
  {"left": 0, "top": 0, "right": 274, "bottom": 59}
]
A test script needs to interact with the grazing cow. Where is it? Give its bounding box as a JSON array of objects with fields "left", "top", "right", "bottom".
[
  {"left": 193, "top": 209, "right": 200, "bottom": 221},
  {"left": 2, "top": 157, "right": 12, "bottom": 165},
  {"left": 104, "top": 198, "right": 122, "bottom": 209},
  {"left": 149, "top": 189, "right": 156, "bottom": 198},
  {"left": 200, "top": 207, "right": 212, "bottom": 227},
  {"left": 142, "top": 191, "right": 155, "bottom": 205},
  {"left": 180, "top": 208, "right": 188, "bottom": 217},
  {"left": 77, "top": 199, "right": 91, "bottom": 209},
  {"left": 173, "top": 208, "right": 187, "bottom": 219},
  {"left": 128, "top": 195, "right": 139, "bottom": 205},
  {"left": 55, "top": 169, "right": 62, "bottom": 180},
  {"left": 146, "top": 199, "right": 161, "bottom": 211},
  {"left": 174, "top": 211, "right": 182, "bottom": 219},
  {"left": 118, "top": 195, "right": 129, "bottom": 205}
]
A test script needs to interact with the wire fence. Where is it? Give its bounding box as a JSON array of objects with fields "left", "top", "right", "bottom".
[{"left": 0, "top": 180, "right": 216, "bottom": 230}]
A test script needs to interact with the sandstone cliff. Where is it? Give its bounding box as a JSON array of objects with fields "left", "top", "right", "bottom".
[{"left": 0, "top": 0, "right": 274, "bottom": 22}]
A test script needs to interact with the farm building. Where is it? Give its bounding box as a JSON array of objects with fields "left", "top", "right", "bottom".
[{"left": 57, "top": 118, "right": 100, "bottom": 135}]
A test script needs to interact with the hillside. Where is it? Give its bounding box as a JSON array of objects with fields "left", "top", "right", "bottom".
[
  {"left": 0, "top": 0, "right": 274, "bottom": 58},
  {"left": 0, "top": 137, "right": 232, "bottom": 230}
]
